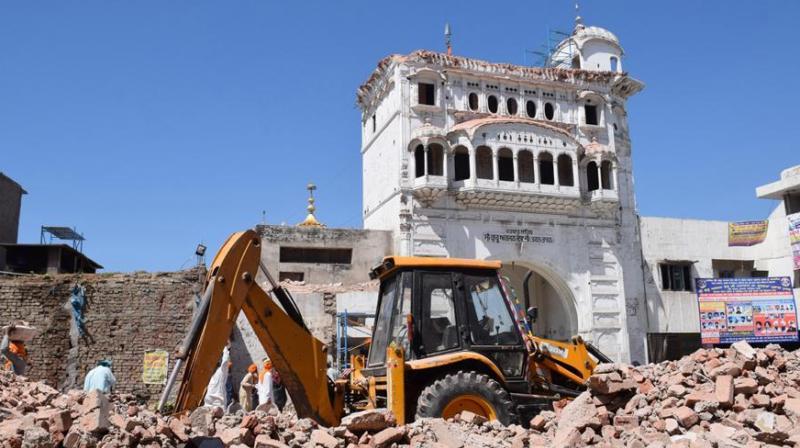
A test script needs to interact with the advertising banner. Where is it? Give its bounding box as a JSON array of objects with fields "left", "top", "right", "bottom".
[
  {"left": 696, "top": 277, "right": 798, "bottom": 345},
  {"left": 789, "top": 213, "right": 800, "bottom": 270},
  {"left": 728, "top": 220, "right": 769, "bottom": 247},
  {"left": 142, "top": 350, "right": 169, "bottom": 385}
]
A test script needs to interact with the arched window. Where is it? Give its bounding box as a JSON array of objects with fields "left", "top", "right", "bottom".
[
  {"left": 488, "top": 95, "right": 498, "bottom": 114},
  {"left": 571, "top": 55, "right": 581, "bottom": 69},
  {"left": 427, "top": 143, "right": 444, "bottom": 176},
  {"left": 539, "top": 152, "right": 554, "bottom": 185},
  {"left": 453, "top": 146, "right": 470, "bottom": 181},
  {"left": 601, "top": 160, "right": 613, "bottom": 189},
  {"left": 414, "top": 145, "right": 425, "bottom": 178},
  {"left": 610, "top": 56, "right": 619, "bottom": 72},
  {"left": 468, "top": 93, "right": 479, "bottom": 111},
  {"left": 506, "top": 98, "right": 518, "bottom": 116},
  {"left": 557, "top": 154, "right": 574, "bottom": 186},
  {"left": 526, "top": 100, "right": 536, "bottom": 118},
  {"left": 518, "top": 150, "right": 534, "bottom": 183},
  {"left": 498, "top": 148, "right": 514, "bottom": 181},
  {"left": 476, "top": 146, "right": 493, "bottom": 179},
  {"left": 586, "top": 161, "right": 599, "bottom": 191},
  {"left": 544, "top": 102, "right": 555, "bottom": 120}
]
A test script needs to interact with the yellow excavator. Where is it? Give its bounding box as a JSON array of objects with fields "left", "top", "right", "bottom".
[{"left": 159, "top": 230, "right": 610, "bottom": 426}]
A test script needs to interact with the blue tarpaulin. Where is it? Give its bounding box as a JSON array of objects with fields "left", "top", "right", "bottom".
[{"left": 70, "top": 284, "right": 87, "bottom": 336}]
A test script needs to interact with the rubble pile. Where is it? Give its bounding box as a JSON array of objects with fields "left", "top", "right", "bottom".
[
  {"left": 3, "top": 341, "right": 800, "bottom": 447},
  {"left": 530, "top": 340, "right": 800, "bottom": 447}
]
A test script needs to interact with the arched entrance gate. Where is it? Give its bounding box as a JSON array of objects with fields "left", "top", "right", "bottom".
[{"left": 500, "top": 261, "right": 579, "bottom": 341}]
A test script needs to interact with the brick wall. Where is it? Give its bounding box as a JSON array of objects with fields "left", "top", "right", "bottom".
[{"left": 0, "top": 269, "right": 199, "bottom": 400}]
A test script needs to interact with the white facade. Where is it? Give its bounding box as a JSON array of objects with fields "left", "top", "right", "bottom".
[{"left": 357, "top": 23, "right": 647, "bottom": 362}]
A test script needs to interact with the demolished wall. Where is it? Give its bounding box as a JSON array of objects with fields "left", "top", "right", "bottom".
[
  {"left": 0, "top": 271, "right": 380, "bottom": 402},
  {"left": 0, "top": 270, "right": 199, "bottom": 399}
]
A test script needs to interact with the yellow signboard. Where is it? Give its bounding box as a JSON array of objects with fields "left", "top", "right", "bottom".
[
  {"left": 728, "top": 220, "right": 768, "bottom": 247},
  {"left": 142, "top": 350, "right": 169, "bottom": 385}
]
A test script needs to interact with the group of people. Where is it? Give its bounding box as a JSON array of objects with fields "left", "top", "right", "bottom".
[
  {"left": 4, "top": 324, "right": 289, "bottom": 413},
  {"left": 204, "top": 343, "right": 287, "bottom": 413}
]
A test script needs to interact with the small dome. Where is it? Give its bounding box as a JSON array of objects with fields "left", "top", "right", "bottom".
[
  {"left": 574, "top": 26, "right": 620, "bottom": 47},
  {"left": 548, "top": 22, "right": 624, "bottom": 71}
]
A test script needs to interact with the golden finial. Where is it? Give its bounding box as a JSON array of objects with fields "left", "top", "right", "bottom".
[{"left": 298, "top": 183, "right": 325, "bottom": 227}]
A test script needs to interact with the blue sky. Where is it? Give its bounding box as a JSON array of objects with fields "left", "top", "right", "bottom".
[{"left": 2, "top": 1, "right": 797, "bottom": 272}]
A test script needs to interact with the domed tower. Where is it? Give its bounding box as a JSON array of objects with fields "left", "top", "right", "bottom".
[{"left": 549, "top": 14, "right": 623, "bottom": 72}]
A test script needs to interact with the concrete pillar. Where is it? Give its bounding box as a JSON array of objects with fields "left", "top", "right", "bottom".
[
  {"left": 423, "top": 146, "right": 429, "bottom": 180},
  {"left": 553, "top": 152, "right": 560, "bottom": 189},
  {"left": 612, "top": 162, "right": 618, "bottom": 190},
  {"left": 442, "top": 146, "right": 449, "bottom": 179},
  {"left": 469, "top": 147, "right": 477, "bottom": 183},
  {"left": 571, "top": 158, "right": 578, "bottom": 189},
  {"left": 513, "top": 152, "right": 519, "bottom": 186},
  {"left": 492, "top": 148, "right": 499, "bottom": 185},
  {"left": 533, "top": 154, "right": 540, "bottom": 186}
]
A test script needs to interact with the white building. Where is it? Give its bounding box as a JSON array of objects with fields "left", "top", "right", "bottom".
[
  {"left": 356, "top": 17, "right": 800, "bottom": 363},
  {"left": 357, "top": 19, "right": 647, "bottom": 362}
]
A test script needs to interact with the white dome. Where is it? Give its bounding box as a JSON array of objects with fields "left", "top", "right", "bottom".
[
  {"left": 574, "top": 25, "right": 620, "bottom": 47},
  {"left": 548, "top": 22, "right": 624, "bottom": 71}
]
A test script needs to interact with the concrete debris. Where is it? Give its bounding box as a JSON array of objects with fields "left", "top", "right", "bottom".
[{"left": 5, "top": 341, "right": 800, "bottom": 447}]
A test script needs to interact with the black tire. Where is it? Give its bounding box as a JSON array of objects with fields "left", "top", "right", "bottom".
[{"left": 415, "top": 370, "right": 517, "bottom": 425}]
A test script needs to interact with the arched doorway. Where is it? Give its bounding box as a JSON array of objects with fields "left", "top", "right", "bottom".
[{"left": 499, "top": 261, "right": 578, "bottom": 341}]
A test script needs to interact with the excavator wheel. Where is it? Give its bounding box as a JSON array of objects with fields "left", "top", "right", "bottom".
[{"left": 415, "top": 370, "right": 517, "bottom": 425}]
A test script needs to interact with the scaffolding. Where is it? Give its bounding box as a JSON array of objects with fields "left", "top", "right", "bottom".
[
  {"left": 335, "top": 310, "right": 374, "bottom": 372},
  {"left": 525, "top": 28, "right": 573, "bottom": 67}
]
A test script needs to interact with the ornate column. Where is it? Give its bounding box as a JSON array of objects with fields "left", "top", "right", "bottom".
[
  {"left": 469, "top": 146, "right": 477, "bottom": 183},
  {"left": 571, "top": 156, "right": 579, "bottom": 189},
  {"left": 611, "top": 161, "right": 618, "bottom": 190},
  {"left": 553, "top": 152, "right": 560, "bottom": 189},
  {"left": 513, "top": 151, "right": 519, "bottom": 187},
  {"left": 423, "top": 145, "right": 429, "bottom": 180},
  {"left": 533, "top": 152, "right": 540, "bottom": 187},
  {"left": 492, "top": 148, "right": 499, "bottom": 185},
  {"left": 442, "top": 145, "right": 449, "bottom": 180}
]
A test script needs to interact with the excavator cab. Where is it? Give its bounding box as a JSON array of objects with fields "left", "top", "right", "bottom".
[{"left": 358, "top": 257, "right": 598, "bottom": 424}]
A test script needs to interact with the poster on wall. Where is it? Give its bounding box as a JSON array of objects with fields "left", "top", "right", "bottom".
[
  {"left": 789, "top": 212, "right": 800, "bottom": 270},
  {"left": 696, "top": 277, "right": 798, "bottom": 345},
  {"left": 142, "top": 350, "right": 169, "bottom": 385},
  {"left": 728, "top": 220, "right": 769, "bottom": 247}
]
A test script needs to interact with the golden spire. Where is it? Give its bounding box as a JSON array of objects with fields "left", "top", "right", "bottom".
[{"left": 297, "top": 183, "right": 325, "bottom": 228}]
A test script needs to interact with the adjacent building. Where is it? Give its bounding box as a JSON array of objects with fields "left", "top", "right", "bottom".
[
  {"left": 0, "top": 172, "right": 26, "bottom": 244},
  {"left": 0, "top": 173, "right": 102, "bottom": 274}
]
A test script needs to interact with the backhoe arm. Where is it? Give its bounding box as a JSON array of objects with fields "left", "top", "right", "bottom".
[{"left": 167, "top": 230, "right": 342, "bottom": 426}]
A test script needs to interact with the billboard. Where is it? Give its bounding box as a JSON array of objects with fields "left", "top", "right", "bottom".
[
  {"left": 789, "top": 212, "right": 800, "bottom": 270},
  {"left": 696, "top": 277, "right": 798, "bottom": 345},
  {"left": 728, "top": 220, "right": 769, "bottom": 247}
]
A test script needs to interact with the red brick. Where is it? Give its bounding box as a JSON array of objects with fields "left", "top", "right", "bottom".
[{"left": 715, "top": 375, "right": 734, "bottom": 407}]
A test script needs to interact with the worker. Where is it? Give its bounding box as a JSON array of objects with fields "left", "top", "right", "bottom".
[
  {"left": 239, "top": 364, "right": 258, "bottom": 412},
  {"left": 256, "top": 358, "right": 273, "bottom": 407},
  {"left": 203, "top": 344, "right": 231, "bottom": 408},
  {"left": 272, "top": 367, "right": 287, "bottom": 411},
  {"left": 84, "top": 360, "right": 116, "bottom": 394},
  {"left": 1, "top": 324, "right": 29, "bottom": 375},
  {"left": 326, "top": 355, "right": 337, "bottom": 381},
  {"left": 224, "top": 360, "right": 234, "bottom": 406}
]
